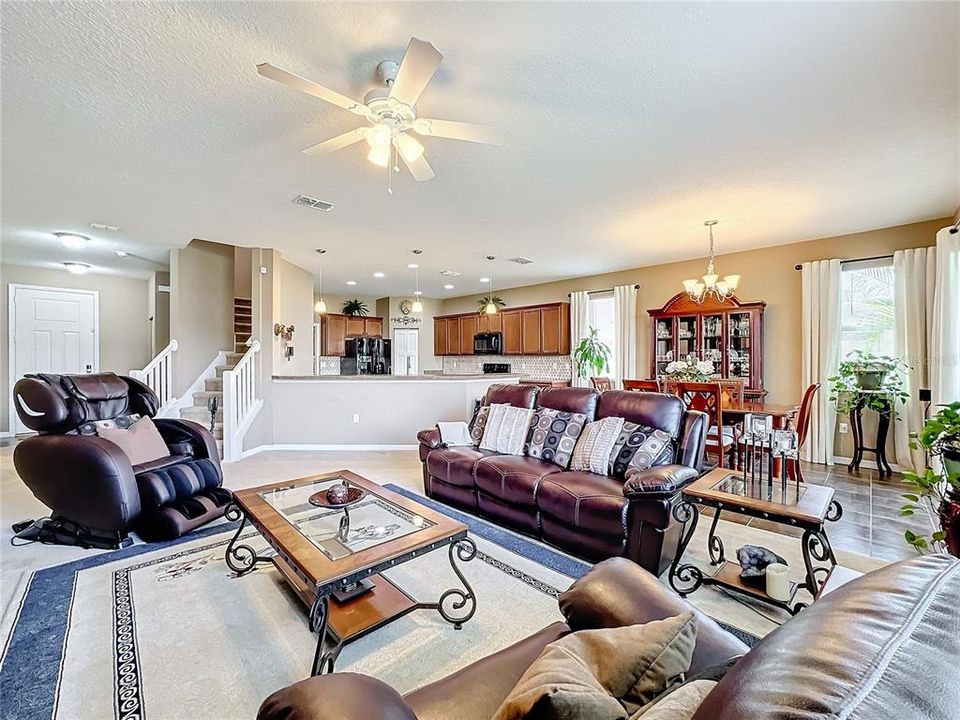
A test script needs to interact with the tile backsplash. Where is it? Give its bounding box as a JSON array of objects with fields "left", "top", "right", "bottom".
[
  {"left": 317, "top": 357, "right": 341, "bottom": 375},
  {"left": 441, "top": 355, "right": 573, "bottom": 381}
]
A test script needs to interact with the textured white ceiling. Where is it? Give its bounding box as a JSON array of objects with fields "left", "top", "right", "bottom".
[{"left": 2, "top": 2, "right": 957, "bottom": 293}]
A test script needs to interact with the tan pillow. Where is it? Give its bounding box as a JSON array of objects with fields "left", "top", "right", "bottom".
[
  {"left": 491, "top": 612, "right": 697, "bottom": 720},
  {"left": 96, "top": 416, "right": 169, "bottom": 465},
  {"left": 629, "top": 680, "right": 717, "bottom": 720},
  {"left": 570, "top": 417, "right": 625, "bottom": 474},
  {"left": 480, "top": 404, "right": 536, "bottom": 455}
]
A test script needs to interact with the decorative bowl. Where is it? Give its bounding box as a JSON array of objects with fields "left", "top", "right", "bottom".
[{"left": 309, "top": 484, "right": 365, "bottom": 509}]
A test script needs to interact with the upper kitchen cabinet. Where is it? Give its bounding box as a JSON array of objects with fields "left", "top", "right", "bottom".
[
  {"left": 433, "top": 302, "right": 570, "bottom": 356},
  {"left": 321, "top": 313, "right": 385, "bottom": 357},
  {"left": 363, "top": 317, "right": 383, "bottom": 337}
]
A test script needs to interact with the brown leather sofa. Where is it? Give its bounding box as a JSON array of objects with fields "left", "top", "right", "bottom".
[
  {"left": 417, "top": 384, "right": 708, "bottom": 575},
  {"left": 12, "top": 372, "right": 231, "bottom": 544},
  {"left": 259, "top": 553, "right": 960, "bottom": 720}
]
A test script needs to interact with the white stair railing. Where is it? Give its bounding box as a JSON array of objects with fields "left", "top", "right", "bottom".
[
  {"left": 130, "top": 339, "right": 179, "bottom": 413},
  {"left": 222, "top": 338, "right": 263, "bottom": 462}
]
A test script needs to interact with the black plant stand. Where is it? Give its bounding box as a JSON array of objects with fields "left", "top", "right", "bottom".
[{"left": 848, "top": 392, "right": 893, "bottom": 476}]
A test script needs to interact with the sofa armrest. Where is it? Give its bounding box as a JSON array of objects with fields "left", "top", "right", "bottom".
[
  {"left": 558, "top": 557, "right": 748, "bottom": 675},
  {"left": 623, "top": 464, "right": 697, "bottom": 498},
  {"left": 13, "top": 434, "right": 142, "bottom": 533},
  {"left": 153, "top": 418, "right": 221, "bottom": 468},
  {"left": 258, "top": 673, "right": 417, "bottom": 720},
  {"left": 417, "top": 427, "right": 443, "bottom": 450}
]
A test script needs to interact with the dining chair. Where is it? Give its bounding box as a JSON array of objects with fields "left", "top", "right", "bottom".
[
  {"left": 591, "top": 377, "right": 614, "bottom": 392},
  {"left": 667, "top": 381, "right": 735, "bottom": 468},
  {"left": 622, "top": 379, "right": 661, "bottom": 392},
  {"left": 788, "top": 383, "right": 820, "bottom": 483},
  {"left": 717, "top": 379, "right": 745, "bottom": 408}
]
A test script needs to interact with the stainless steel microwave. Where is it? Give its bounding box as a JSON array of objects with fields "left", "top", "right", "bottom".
[{"left": 474, "top": 332, "right": 503, "bottom": 355}]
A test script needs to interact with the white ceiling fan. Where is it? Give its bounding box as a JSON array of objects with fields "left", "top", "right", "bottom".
[{"left": 258, "top": 38, "right": 502, "bottom": 184}]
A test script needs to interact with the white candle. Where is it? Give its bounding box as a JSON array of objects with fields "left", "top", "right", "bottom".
[{"left": 766, "top": 563, "right": 790, "bottom": 601}]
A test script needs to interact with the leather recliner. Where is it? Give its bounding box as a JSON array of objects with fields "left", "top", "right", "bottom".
[
  {"left": 258, "top": 553, "right": 960, "bottom": 720},
  {"left": 418, "top": 384, "right": 708, "bottom": 575},
  {"left": 12, "top": 372, "right": 231, "bottom": 544}
]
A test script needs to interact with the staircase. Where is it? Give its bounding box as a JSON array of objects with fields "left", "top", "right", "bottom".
[{"left": 177, "top": 299, "right": 254, "bottom": 457}]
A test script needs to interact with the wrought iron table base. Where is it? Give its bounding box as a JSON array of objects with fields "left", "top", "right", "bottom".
[
  {"left": 224, "top": 503, "right": 274, "bottom": 575},
  {"left": 309, "top": 537, "right": 478, "bottom": 676},
  {"left": 668, "top": 499, "right": 842, "bottom": 616}
]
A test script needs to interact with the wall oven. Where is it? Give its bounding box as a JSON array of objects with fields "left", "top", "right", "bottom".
[{"left": 474, "top": 332, "right": 503, "bottom": 355}]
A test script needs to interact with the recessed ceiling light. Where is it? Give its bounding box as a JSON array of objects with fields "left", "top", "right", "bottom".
[
  {"left": 115, "top": 250, "right": 128, "bottom": 257},
  {"left": 444, "top": 284, "right": 454, "bottom": 290},
  {"left": 89, "top": 222, "right": 121, "bottom": 232},
  {"left": 64, "top": 262, "right": 91, "bottom": 275},
  {"left": 55, "top": 232, "right": 90, "bottom": 249},
  {"left": 373, "top": 272, "right": 385, "bottom": 278},
  {"left": 407, "top": 263, "right": 419, "bottom": 269},
  {"left": 480, "top": 277, "right": 490, "bottom": 283},
  {"left": 346, "top": 280, "right": 357, "bottom": 286}
]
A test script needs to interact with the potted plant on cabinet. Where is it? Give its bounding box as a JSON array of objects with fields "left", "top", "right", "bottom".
[
  {"left": 341, "top": 299, "right": 369, "bottom": 317},
  {"left": 573, "top": 327, "right": 611, "bottom": 380},
  {"left": 828, "top": 351, "right": 909, "bottom": 417},
  {"left": 900, "top": 401, "right": 960, "bottom": 557},
  {"left": 475, "top": 295, "right": 506, "bottom": 313}
]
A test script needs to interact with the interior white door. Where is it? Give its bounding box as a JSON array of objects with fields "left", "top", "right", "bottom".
[
  {"left": 11, "top": 285, "right": 98, "bottom": 433},
  {"left": 392, "top": 328, "right": 419, "bottom": 376}
]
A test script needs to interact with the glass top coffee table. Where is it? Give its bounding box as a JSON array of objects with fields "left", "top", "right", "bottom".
[{"left": 225, "top": 470, "right": 475, "bottom": 675}]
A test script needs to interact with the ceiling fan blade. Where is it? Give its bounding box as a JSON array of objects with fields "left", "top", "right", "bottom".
[
  {"left": 389, "top": 38, "right": 443, "bottom": 107},
  {"left": 413, "top": 118, "right": 503, "bottom": 146},
  {"left": 403, "top": 152, "right": 435, "bottom": 182},
  {"left": 257, "top": 63, "right": 369, "bottom": 117},
  {"left": 302, "top": 128, "right": 367, "bottom": 155}
]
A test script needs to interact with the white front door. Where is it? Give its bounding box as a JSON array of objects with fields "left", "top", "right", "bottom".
[
  {"left": 10, "top": 285, "right": 98, "bottom": 433},
  {"left": 392, "top": 328, "right": 419, "bottom": 376}
]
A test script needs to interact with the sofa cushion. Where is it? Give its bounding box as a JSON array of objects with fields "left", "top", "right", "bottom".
[
  {"left": 468, "top": 404, "right": 496, "bottom": 445},
  {"left": 475, "top": 454, "right": 562, "bottom": 506},
  {"left": 485, "top": 383, "right": 539, "bottom": 408},
  {"left": 631, "top": 680, "right": 717, "bottom": 720},
  {"left": 426, "top": 446, "right": 495, "bottom": 488},
  {"left": 537, "top": 386, "right": 600, "bottom": 420},
  {"left": 526, "top": 407, "right": 588, "bottom": 469},
  {"left": 538, "top": 471, "right": 627, "bottom": 536},
  {"left": 571, "top": 417, "right": 626, "bottom": 475},
  {"left": 609, "top": 422, "right": 675, "bottom": 479},
  {"left": 480, "top": 405, "right": 536, "bottom": 455},
  {"left": 598, "top": 391, "right": 685, "bottom": 438}
]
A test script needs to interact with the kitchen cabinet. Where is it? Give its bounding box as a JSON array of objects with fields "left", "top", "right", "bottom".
[
  {"left": 521, "top": 309, "right": 541, "bottom": 354},
  {"left": 459, "top": 315, "right": 478, "bottom": 355},
  {"left": 477, "top": 313, "right": 502, "bottom": 334},
  {"left": 540, "top": 304, "right": 569, "bottom": 355},
  {"left": 501, "top": 310, "right": 522, "bottom": 355},
  {"left": 447, "top": 317, "right": 461, "bottom": 356},
  {"left": 345, "top": 317, "right": 366, "bottom": 337},
  {"left": 434, "top": 316, "right": 448, "bottom": 356},
  {"left": 321, "top": 313, "right": 385, "bottom": 357},
  {"left": 363, "top": 317, "right": 383, "bottom": 337}
]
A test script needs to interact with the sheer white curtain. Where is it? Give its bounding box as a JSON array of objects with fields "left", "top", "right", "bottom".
[
  {"left": 893, "top": 247, "right": 937, "bottom": 473},
  {"left": 931, "top": 226, "right": 960, "bottom": 405},
  {"left": 801, "top": 260, "right": 842, "bottom": 464},
  {"left": 613, "top": 284, "right": 638, "bottom": 388},
  {"left": 569, "top": 290, "right": 590, "bottom": 387}
]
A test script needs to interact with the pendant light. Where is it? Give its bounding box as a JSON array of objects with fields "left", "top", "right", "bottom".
[
  {"left": 484, "top": 255, "right": 498, "bottom": 314},
  {"left": 314, "top": 249, "right": 327, "bottom": 314},
  {"left": 681, "top": 220, "right": 740, "bottom": 304},
  {"left": 411, "top": 249, "right": 423, "bottom": 312}
]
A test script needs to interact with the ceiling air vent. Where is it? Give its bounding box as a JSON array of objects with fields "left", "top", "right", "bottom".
[
  {"left": 293, "top": 194, "right": 334, "bottom": 212},
  {"left": 508, "top": 256, "right": 534, "bottom": 265},
  {"left": 440, "top": 270, "right": 462, "bottom": 277}
]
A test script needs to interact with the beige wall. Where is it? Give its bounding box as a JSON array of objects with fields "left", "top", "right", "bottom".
[
  {"left": 151, "top": 270, "right": 170, "bottom": 355},
  {"left": 442, "top": 218, "right": 948, "bottom": 407},
  {"left": 380, "top": 295, "right": 442, "bottom": 372},
  {"left": 277, "top": 259, "right": 315, "bottom": 376},
  {"left": 234, "top": 247, "right": 252, "bottom": 300},
  {"left": 1, "top": 263, "right": 151, "bottom": 432},
  {"left": 170, "top": 239, "right": 234, "bottom": 395}
]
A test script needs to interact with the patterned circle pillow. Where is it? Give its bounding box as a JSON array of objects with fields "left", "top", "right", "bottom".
[
  {"left": 526, "top": 408, "right": 587, "bottom": 469},
  {"left": 469, "top": 403, "right": 507, "bottom": 445},
  {"left": 609, "top": 421, "right": 675, "bottom": 479}
]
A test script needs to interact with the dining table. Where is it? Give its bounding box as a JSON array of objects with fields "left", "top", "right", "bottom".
[{"left": 720, "top": 400, "right": 800, "bottom": 429}]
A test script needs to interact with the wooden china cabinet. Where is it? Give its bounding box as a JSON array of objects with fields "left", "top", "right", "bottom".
[{"left": 647, "top": 293, "right": 766, "bottom": 400}]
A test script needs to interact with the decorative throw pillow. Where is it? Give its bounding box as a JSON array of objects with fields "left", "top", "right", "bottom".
[
  {"left": 628, "top": 680, "right": 717, "bottom": 720},
  {"left": 491, "top": 612, "right": 698, "bottom": 720},
  {"left": 469, "top": 403, "right": 504, "bottom": 445},
  {"left": 570, "top": 417, "right": 626, "bottom": 474},
  {"left": 609, "top": 422, "right": 675, "bottom": 479},
  {"left": 78, "top": 413, "right": 141, "bottom": 436},
  {"left": 480, "top": 404, "right": 536, "bottom": 456},
  {"left": 526, "top": 408, "right": 588, "bottom": 469},
  {"left": 95, "top": 416, "right": 170, "bottom": 465}
]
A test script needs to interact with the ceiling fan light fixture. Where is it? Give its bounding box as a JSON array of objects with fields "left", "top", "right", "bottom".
[
  {"left": 367, "top": 123, "right": 392, "bottom": 147},
  {"left": 395, "top": 133, "right": 425, "bottom": 163},
  {"left": 367, "top": 143, "right": 390, "bottom": 168}
]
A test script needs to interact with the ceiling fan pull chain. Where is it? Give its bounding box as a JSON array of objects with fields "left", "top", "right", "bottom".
[{"left": 387, "top": 145, "right": 393, "bottom": 195}]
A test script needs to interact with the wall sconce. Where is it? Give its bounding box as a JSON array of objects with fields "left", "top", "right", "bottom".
[{"left": 274, "top": 324, "right": 295, "bottom": 361}]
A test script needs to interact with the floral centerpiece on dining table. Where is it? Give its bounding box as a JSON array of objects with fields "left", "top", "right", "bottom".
[{"left": 663, "top": 354, "right": 716, "bottom": 381}]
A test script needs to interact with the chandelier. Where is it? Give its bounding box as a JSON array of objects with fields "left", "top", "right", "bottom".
[{"left": 681, "top": 220, "right": 740, "bottom": 303}]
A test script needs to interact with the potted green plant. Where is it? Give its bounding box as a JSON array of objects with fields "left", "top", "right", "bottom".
[
  {"left": 573, "top": 327, "right": 611, "bottom": 379},
  {"left": 827, "top": 351, "right": 909, "bottom": 417},
  {"left": 476, "top": 295, "right": 506, "bottom": 313},
  {"left": 900, "top": 401, "right": 960, "bottom": 557},
  {"left": 341, "top": 299, "right": 369, "bottom": 317}
]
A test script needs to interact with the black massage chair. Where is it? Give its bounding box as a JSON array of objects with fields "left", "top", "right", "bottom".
[{"left": 12, "top": 372, "right": 231, "bottom": 547}]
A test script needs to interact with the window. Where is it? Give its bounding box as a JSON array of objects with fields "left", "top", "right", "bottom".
[
  {"left": 839, "top": 259, "right": 895, "bottom": 360},
  {"left": 588, "top": 292, "right": 617, "bottom": 379}
]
